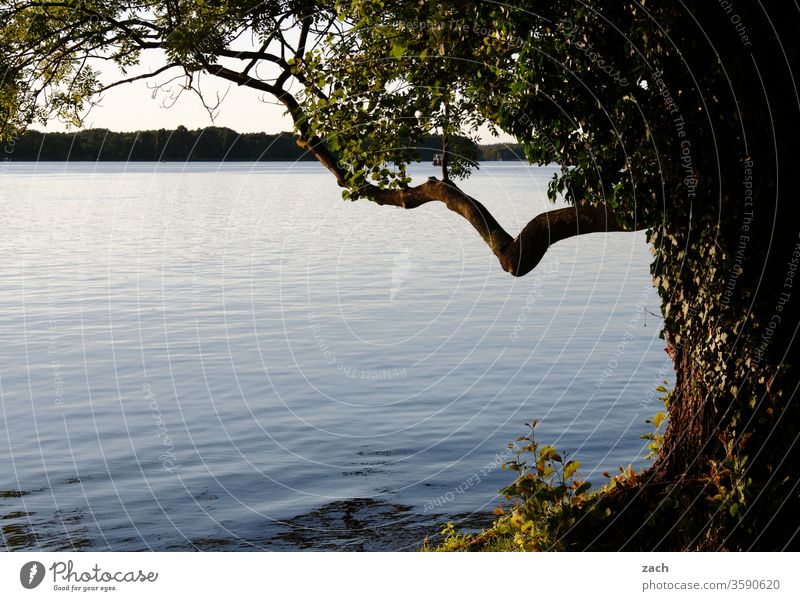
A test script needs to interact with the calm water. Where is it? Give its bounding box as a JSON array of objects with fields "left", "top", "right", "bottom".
[{"left": 0, "top": 161, "right": 670, "bottom": 551}]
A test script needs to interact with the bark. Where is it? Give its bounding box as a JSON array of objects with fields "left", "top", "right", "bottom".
[
  {"left": 369, "top": 179, "right": 637, "bottom": 276},
  {"left": 653, "top": 337, "right": 716, "bottom": 481}
]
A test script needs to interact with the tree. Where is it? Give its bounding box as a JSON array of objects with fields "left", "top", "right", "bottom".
[{"left": 1, "top": 1, "right": 798, "bottom": 549}]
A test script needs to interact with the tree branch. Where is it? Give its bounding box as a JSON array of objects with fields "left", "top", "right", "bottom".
[
  {"left": 96, "top": 63, "right": 181, "bottom": 94},
  {"left": 366, "top": 180, "right": 640, "bottom": 276},
  {"left": 204, "top": 66, "right": 643, "bottom": 278}
]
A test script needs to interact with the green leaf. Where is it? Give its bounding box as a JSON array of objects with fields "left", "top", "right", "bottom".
[
  {"left": 563, "top": 460, "right": 581, "bottom": 481},
  {"left": 390, "top": 41, "right": 405, "bottom": 58}
]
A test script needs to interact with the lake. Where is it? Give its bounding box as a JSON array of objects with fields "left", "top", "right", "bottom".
[{"left": 0, "top": 161, "right": 670, "bottom": 551}]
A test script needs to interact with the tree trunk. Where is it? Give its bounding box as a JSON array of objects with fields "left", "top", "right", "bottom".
[{"left": 653, "top": 337, "right": 717, "bottom": 481}]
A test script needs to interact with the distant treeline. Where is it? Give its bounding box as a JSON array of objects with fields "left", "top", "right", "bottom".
[
  {"left": 3, "top": 126, "right": 525, "bottom": 162},
  {"left": 479, "top": 143, "right": 527, "bottom": 161}
]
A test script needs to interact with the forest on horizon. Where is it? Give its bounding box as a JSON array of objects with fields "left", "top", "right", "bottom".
[{"left": 4, "top": 126, "right": 525, "bottom": 162}]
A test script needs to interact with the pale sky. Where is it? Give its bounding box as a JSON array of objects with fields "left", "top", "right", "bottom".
[
  {"left": 42, "top": 56, "right": 515, "bottom": 142},
  {"left": 44, "top": 69, "right": 296, "bottom": 134}
]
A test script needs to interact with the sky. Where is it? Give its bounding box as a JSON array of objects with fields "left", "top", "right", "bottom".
[
  {"left": 42, "top": 56, "right": 515, "bottom": 142},
  {"left": 44, "top": 70, "right": 296, "bottom": 134}
]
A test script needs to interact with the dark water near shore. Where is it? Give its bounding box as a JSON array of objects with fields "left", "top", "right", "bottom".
[{"left": 0, "top": 161, "right": 669, "bottom": 551}]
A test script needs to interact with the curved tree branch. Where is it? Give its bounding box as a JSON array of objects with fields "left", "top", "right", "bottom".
[
  {"left": 367, "top": 180, "right": 640, "bottom": 277},
  {"left": 204, "top": 63, "right": 645, "bottom": 277}
]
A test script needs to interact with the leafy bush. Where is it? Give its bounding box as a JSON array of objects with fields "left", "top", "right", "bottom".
[
  {"left": 430, "top": 378, "right": 767, "bottom": 551},
  {"left": 640, "top": 381, "right": 671, "bottom": 460},
  {"left": 434, "top": 420, "right": 598, "bottom": 551}
]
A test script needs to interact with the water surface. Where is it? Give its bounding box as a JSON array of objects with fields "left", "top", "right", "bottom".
[{"left": 0, "top": 161, "right": 670, "bottom": 550}]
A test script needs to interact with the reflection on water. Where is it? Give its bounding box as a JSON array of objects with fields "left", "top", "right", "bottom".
[
  {"left": 180, "top": 499, "right": 490, "bottom": 552},
  {"left": 0, "top": 162, "right": 670, "bottom": 551},
  {"left": 1, "top": 485, "right": 485, "bottom": 551},
  {"left": 266, "top": 498, "right": 488, "bottom": 551},
  {"left": 1, "top": 490, "right": 92, "bottom": 551}
]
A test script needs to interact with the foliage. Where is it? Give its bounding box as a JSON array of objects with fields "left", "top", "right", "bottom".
[
  {"left": 0, "top": 1, "right": 335, "bottom": 134},
  {"left": 298, "top": 1, "right": 501, "bottom": 193},
  {"left": 706, "top": 432, "right": 752, "bottom": 521},
  {"left": 494, "top": 420, "right": 594, "bottom": 551},
  {"left": 435, "top": 420, "right": 600, "bottom": 552},
  {"left": 640, "top": 382, "right": 671, "bottom": 461},
  {"left": 431, "top": 398, "right": 777, "bottom": 551}
]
